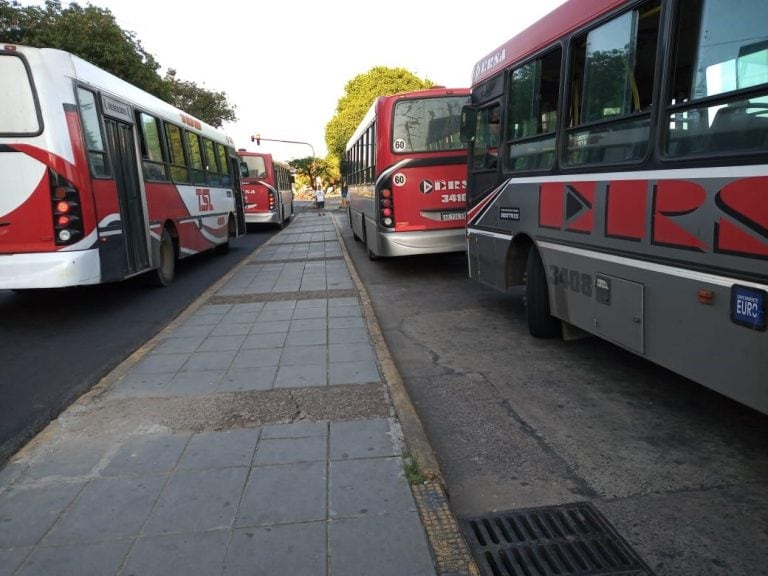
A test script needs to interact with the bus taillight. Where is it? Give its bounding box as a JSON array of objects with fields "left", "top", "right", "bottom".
[
  {"left": 268, "top": 190, "right": 276, "bottom": 211},
  {"left": 50, "top": 173, "right": 83, "bottom": 246},
  {"left": 380, "top": 188, "right": 394, "bottom": 228}
]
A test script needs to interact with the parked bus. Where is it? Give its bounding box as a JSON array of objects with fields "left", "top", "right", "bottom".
[
  {"left": 460, "top": 0, "right": 768, "bottom": 414},
  {"left": 344, "top": 87, "right": 469, "bottom": 259},
  {"left": 0, "top": 44, "right": 246, "bottom": 290},
  {"left": 238, "top": 150, "right": 294, "bottom": 228}
]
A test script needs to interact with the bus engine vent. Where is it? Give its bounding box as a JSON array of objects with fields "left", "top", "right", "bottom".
[{"left": 460, "top": 502, "right": 655, "bottom": 576}]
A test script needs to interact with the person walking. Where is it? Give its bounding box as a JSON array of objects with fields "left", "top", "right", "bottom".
[{"left": 315, "top": 186, "right": 325, "bottom": 215}]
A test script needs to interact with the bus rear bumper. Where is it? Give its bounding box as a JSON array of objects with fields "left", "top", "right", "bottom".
[
  {"left": 377, "top": 228, "right": 466, "bottom": 257},
  {"left": 0, "top": 249, "right": 101, "bottom": 289},
  {"left": 245, "top": 212, "right": 280, "bottom": 225}
]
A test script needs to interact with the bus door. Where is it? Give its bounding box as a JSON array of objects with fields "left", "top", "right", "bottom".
[
  {"left": 467, "top": 103, "right": 503, "bottom": 206},
  {"left": 230, "top": 155, "right": 246, "bottom": 233},
  {"left": 101, "top": 95, "right": 149, "bottom": 279}
]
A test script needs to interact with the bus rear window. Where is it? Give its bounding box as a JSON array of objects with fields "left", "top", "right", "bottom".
[
  {"left": 392, "top": 95, "right": 468, "bottom": 153},
  {"left": 0, "top": 53, "right": 41, "bottom": 135}
]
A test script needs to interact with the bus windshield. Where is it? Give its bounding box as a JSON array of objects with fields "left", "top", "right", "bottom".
[
  {"left": 392, "top": 95, "right": 467, "bottom": 153},
  {"left": 241, "top": 155, "right": 267, "bottom": 178}
]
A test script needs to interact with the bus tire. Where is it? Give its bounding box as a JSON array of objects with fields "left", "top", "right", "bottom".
[
  {"left": 525, "top": 245, "right": 561, "bottom": 338},
  {"left": 153, "top": 227, "right": 176, "bottom": 287}
]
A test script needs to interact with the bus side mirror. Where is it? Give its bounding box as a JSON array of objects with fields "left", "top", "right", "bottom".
[{"left": 460, "top": 106, "right": 477, "bottom": 143}]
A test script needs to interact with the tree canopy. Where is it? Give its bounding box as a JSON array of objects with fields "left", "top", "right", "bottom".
[
  {"left": 325, "top": 66, "right": 433, "bottom": 161},
  {"left": 0, "top": 0, "right": 236, "bottom": 127}
]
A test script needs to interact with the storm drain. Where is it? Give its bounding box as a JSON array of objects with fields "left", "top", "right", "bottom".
[{"left": 460, "top": 502, "right": 654, "bottom": 576}]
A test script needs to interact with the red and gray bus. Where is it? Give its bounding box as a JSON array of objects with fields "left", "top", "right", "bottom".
[
  {"left": 0, "top": 44, "right": 246, "bottom": 289},
  {"left": 238, "top": 150, "right": 294, "bottom": 228},
  {"left": 460, "top": 0, "right": 768, "bottom": 413},
  {"left": 344, "top": 87, "right": 469, "bottom": 259}
]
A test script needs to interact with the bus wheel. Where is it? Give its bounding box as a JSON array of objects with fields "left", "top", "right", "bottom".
[
  {"left": 153, "top": 228, "right": 176, "bottom": 287},
  {"left": 349, "top": 208, "right": 360, "bottom": 241},
  {"left": 525, "top": 245, "right": 560, "bottom": 338}
]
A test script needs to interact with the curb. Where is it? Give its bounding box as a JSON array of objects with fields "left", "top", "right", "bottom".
[{"left": 329, "top": 209, "right": 481, "bottom": 576}]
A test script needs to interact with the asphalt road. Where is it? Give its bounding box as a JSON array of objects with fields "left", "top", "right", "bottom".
[
  {"left": 0, "top": 224, "right": 275, "bottom": 464},
  {"left": 335, "top": 209, "right": 768, "bottom": 576}
]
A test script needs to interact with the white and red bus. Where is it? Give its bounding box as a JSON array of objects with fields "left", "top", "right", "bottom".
[
  {"left": 0, "top": 44, "right": 246, "bottom": 290},
  {"left": 238, "top": 150, "right": 294, "bottom": 228},
  {"left": 344, "top": 87, "right": 469, "bottom": 259},
  {"left": 460, "top": 0, "right": 768, "bottom": 413}
]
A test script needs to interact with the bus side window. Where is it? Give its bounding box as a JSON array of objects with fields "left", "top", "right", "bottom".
[
  {"left": 138, "top": 112, "right": 168, "bottom": 181},
  {"left": 216, "top": 143, "right": 232, "bottom": 186},
  {"left": 164, "top": 123, "right": 190, "bottom": 183},
  {"left": 203, "top": 138, "right": 220, "bottom": 186},
  {"left": 76, "top": 87, "right": 110, "bottom": 178},
  {"left": 565, "top": 0, "right": 660, "bottom": 167},
  {"left": 186, "top": 132, "right": 206, "bottom": 185}
]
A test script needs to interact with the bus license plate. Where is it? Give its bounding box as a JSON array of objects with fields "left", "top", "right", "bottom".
[
  {"left": 730, "top": 284, "right": 767, "bottom": 331},
  {"left": 441, "top": 212, "right": 465, "bottom": 221}
]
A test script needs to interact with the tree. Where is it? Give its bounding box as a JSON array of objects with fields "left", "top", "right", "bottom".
[
  {"left": 289, "top": 157, "right": 332, "bottom": 192},
  {"left": 0, "top": 0, "right": 236, "bottom": 127},
  {"left": 165, "top": 71, "right": 236, "bottom": 128},
  {"left": 325, "top": 66, "right": 433, "bottom": 161}
]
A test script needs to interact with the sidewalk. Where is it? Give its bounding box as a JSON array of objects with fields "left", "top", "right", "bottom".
[{"left": 0, "top": 202, "right": 478, "bottom": 576}]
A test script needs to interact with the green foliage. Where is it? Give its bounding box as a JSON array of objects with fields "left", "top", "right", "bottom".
[
  {"left": 288, "top": 156, "right": 334, "bottom": 191},
  {"left": 325, "top": 66, "right": 433, "bottom": 161},
  {"left": 0, "top": 0, "right": 236, "bottom": 127},
  {"left": 165, "top": 73, "right": 236, "bottom": 128}
]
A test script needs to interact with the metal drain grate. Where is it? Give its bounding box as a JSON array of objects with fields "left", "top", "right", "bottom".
[{"left": 460, "top": 502, "right": 654, "bottom": 576}]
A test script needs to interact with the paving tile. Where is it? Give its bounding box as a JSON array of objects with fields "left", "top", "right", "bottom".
[
  {"left": 330, "top": 361, "right": 381, "bottom": 385},
  {"left": 218, "top": 366, "right": 277, "bottom": 392},
  {"left": 260, "top": 421, "right": 328, "bottom": 439},
  {"left": 15, "top": 540, "right": 132, "bottom": 576},
  {"left": 253, "top": 436, "right": 327, "bottom": 465},
  {"left": 164, "top": 370, "right": 224, "bottom": 396},
  {"left": 101, "top": 434, "right": 189, "bottom": 477},
  {"left": 275, "top": 364, "right": 327, "bottom": 388},
  {"left": 181, "top": 350, "right": 237, "bottom": 371},
  {"left": 0, "top": 546, "right": 30, "bottom": 576},
  {"left": 329, "top": 457, "right": 415, "bottom": 517},
  {"left": 230, "top": 347, "right": 281, "bottom": 369},
  {"left": 144, "top": 467, "right": 248, "bottom": 535},
  {"left": 0, "top": 483, "right": 84, "bottom": 547},
  {"left": 122, "top": 530, "right": 230, "bottom": 576},
  {"left": 329, "top": 513, "right": 436, "bottom": 576},
  {"left": 330, "top": 420, "right": 398, "bottom": 460},
  {"left": 225, "top": 522, "right": 326, "bottom": 576},
  {"left": 178, "top": 429, "right": 260, "bottom": 470},
  {"left": 236, "top": 461, "right": 326, "bottom": 526},
  {"left": 45, "top": 476, "right": 166, "bottom": 544},
  {"left": 22, "top": 436, "right": 107, "bottom": 480},
  {"left": 280, "top": 344, "right": 326, "bottom": 366}
]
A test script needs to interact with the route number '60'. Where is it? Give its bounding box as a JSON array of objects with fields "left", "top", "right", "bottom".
[{"left": 549, "top": 265, "right": 592, "bottom": 297}]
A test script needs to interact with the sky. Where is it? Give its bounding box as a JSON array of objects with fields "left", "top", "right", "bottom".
[{"left": 25, "top": 0, "right": 567, "bottom": 159}]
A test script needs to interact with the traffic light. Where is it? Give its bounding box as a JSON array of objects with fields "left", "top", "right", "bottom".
[{"left": 251, "top": 134, "right": 261, "bottom": 145}]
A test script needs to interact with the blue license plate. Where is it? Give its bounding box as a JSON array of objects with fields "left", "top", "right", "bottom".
[{"left": 730, "top": 284, "right": 767, "bottom": 331}]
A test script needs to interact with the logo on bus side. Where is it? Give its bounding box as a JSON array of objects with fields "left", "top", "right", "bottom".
[
  {"left": 197, "top": 189, "right": 213, "bottom": 212},
  {"left": 420, "top": 179, "right": 467, "bottom": 194}
]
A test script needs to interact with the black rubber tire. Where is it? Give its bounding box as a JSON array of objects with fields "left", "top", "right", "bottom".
[
  {"left": 152, "top": 228, "right": 176, "bottom": 287},
  {"left": 526, "top": 245, "right": 561, "bottom": 338}
]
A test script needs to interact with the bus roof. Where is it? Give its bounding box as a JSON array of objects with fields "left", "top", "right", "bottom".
[
  {"left": 471, "top": 0, "right": 626, "bottom": 85},
  {"left": 7, "top": 44, "right": 233, "bottom": 146}
]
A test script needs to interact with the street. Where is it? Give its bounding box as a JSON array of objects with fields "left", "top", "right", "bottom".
[{"left": 335, "top": 208, "right": 768, "bottom": 576}]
